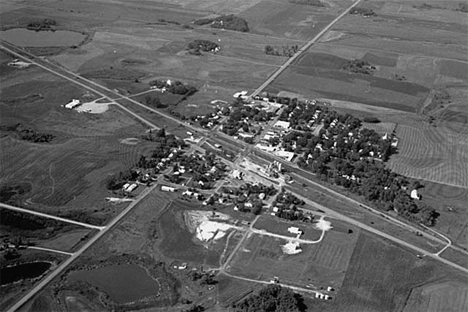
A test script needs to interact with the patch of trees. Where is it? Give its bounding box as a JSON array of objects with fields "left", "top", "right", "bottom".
[
  {"left": 234, "top": 284, "right": 306, "bottom": 312},
  {"left": 194, "top": 15, "right": 249, "bottom": 32},
  {"left": 457, "top": 3, "right": 468, "bottom": 12},
  {"left": 349, "top": 7, "right": 377, "bottom": 17},
  {"left": 342, "top": 59, "right": 376, "bottom": 75},
  {"left": 183, "top": 305, "right": 205, "bottom": 312},
  {"left": 0, "top": 209, "right": 59, "bottom": 231},
  {"left": 27, "top": 19, "right": 57, "bottom": 31},
  {"left": 363, "top": 117, "right": 381, "bottom": 123},
  {"left": 289, "top": 0, "right": 325, "bottom": 7},
  {"left": 144, "top": 95, "right": 167, "bottom": 108},
  {"left": 187, "top": 40, "right": 219, "bottom": 55},
  {"left": 432, "top": 89, "right": 451, "bottom": 105},
  {"left": 149, "top": 79, "right": 198, "bottom": 96},
  {"left": 270, "top": 94, "right": 438, "bottom": 226},
  {"left": 1, "top": 123, "right": 54, "bottom": 143},
  {"left": 264, "top": 45, "right": 299, "bottom": 57},
  {"left": 189, "top": 271, "right": 217, "bottom": 285},
  {"left": 394, "top": 74, "right": 407, "bottom": 81},
  {"left": 105, "top": 169, "right": 139, "bottom": 190},
  {"left": 0, "top": 184, "right": 31, "bottom": 205},
  {"left": 222, "top": 102, "right": 275, "bottom": 138}
]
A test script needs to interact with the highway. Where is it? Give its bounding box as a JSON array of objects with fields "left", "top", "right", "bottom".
[
  {"left": 1, "top": 0, "right": 466, "bottom": 307},
  {"left": 249, "top": 0, "right": 363, "bottom": 98},
  {"left": 0, "top": 203, "right": 105, "bottom": 231}
]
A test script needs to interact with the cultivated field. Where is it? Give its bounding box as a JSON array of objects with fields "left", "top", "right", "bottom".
[
  {"left": 324, "top": 231, "right": 468, "bottom": 312},
  {"left": 269, "top": 0, "right": 467, "bottom": 114},
  {"left": 403, "top": 281, "right": 468, "bottom": 312},
  {"left": 0, "top": 59, "right": 158, "bottom": 221},
  {"left": 387, "top": 120, "right": 468, "bottom": 188}
]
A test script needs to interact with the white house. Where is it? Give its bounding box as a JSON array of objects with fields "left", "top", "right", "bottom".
[
  {"left": 161, "top": 186, "right": 176, "bottom": 192},
  {"left": 274, "top": 120, "right": 290, "bottom": 130},
  {"left": 288, "top": 226, "right": 303, "bottom": 235},
  {"left": 410, "top": 189, "right": 421, "bottom": 200}
]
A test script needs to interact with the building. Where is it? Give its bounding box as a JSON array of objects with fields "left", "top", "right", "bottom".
[
  {"left": 288, "top": 226, "right": 303, "bottom": 235},
  {"left": 65, "top": 99, "right": 81, "bottom": 109},
  {"left": 232, "top": 169, "right": 243, "bottom": 180},
  {"left": 161, "top": 186, "right": 176, "bottom": 192},
  {"left": 233, "top": 91, "right": 248, "bottom": 98},
  {"left": 274, "top": 120, "right": 290, "bottom": 130},
  {"left": 410, "top": 189, "right": 421, "bottom": 200},
  {"left": 126, "top": 183, "right": 138, "bottom": 192},
  {"left": 274, "top": 150, "right": 295, "bottom": 162}
]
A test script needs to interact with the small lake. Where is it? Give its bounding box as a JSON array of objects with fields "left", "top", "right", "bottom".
[
  {"left": 1, "top": 261, "right": 51, "bottom": 285},
  {"left": 0, "top": 28, "right": 86, "bottom": 47},
  {"left": 68, "top": 264, "right": 160, "bottom": 303}
]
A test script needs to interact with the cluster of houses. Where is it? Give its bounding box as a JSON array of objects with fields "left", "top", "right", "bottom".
[
  {"left": 256, "top": 120, "right": 295, "bottom": 162},
  {"left": 122, "top": 183, "right": 138, "bottom": 193}
]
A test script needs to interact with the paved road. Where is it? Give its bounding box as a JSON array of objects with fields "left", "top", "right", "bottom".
[
  {"left": 213, "top": 130, "right": 457, "bottom": 249},
  {"left": 5, "top": 183, "right": 160, "bottom": 312},
  {"left": 249, "top": 0, "right": 363, "bottom": 98},
  {"left": 290, "top": 191, "right": 468, "bottom": 274},
  {"left": 0, "top": 43, "right": 184, "bottom": 133},
  {"left": 0, "top": 203, "right": 104, "bottom": 231}
]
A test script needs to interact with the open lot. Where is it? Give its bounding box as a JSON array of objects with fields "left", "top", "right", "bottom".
[{"left": 228, "top": 218, "right": 359, "bottom": 289}]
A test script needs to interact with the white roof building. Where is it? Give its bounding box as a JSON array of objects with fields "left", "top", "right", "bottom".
[
  {"left": 410, "top": 189, "right": 421, "bottom": 200},
  {"left": 274, "top": 121, "right": 290, "bottom": 129},
  {"left": 288, "top": 226, "right": 303, "bottom": 235}
]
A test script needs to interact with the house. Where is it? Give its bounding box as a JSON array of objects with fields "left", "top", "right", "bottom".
[
  {"left": 274, "top": 121, "right": 290, "bottom": 130},
  {"left": 232, "top": 169, "right": 243, "bottom": 180},
  {"left": 410, "top": 189, "right": 421, "bottom": 200},
  {"left": 161, "top": 186, "right": 176, "bottom": 192},
  {"left": 288, "top": 226, "right": 303, "bottom": 235},
  {"left": 272, "top": 207, "right": 279, "bottom": 213},
  {"left": 233, "top": 91, "right": 248, "bottom": 98},
  {"left": 126, "top": 183, "right": 138, "bottom": 192},
  {"left": 274, "top": 150, "right": 295, "bottom": 162},
  {"left": 65, "top": 99, "right": 81, "bottom": 109}
]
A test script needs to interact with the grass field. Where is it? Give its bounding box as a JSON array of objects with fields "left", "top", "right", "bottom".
[
  {"left": 228, "top": 220, "right": 359, "bottom": 289},
  {"left": 0, "top": 66, "right": 161, "bottom": 221}
]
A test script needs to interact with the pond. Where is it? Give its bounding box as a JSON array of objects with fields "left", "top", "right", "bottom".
[
  {"left": 1, "top": 261, "right": 51, "bottom": 285},
  {"left": 0, "top": 28, "right": 87, "bottom": 47},
  {"left": 68, "top": 264, "right": 161, "bottom": 304}
]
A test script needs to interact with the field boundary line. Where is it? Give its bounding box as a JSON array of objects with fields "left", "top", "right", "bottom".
[{"left": 0, "top": 203, "right": 105, "bottom": 231}]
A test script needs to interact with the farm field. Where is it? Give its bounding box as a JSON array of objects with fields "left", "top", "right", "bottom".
[
  {"left": 320, "top": 231, "right": 468, "bottom": 312},
  {"left": 269, "top": 0, "right": 468, "bottom": 114},
  {"left": 387, "top": 119, "right": 468, "bottom": 188},
  {"left": 0, "top": 56, "right": 165, "bottom": 221}
]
